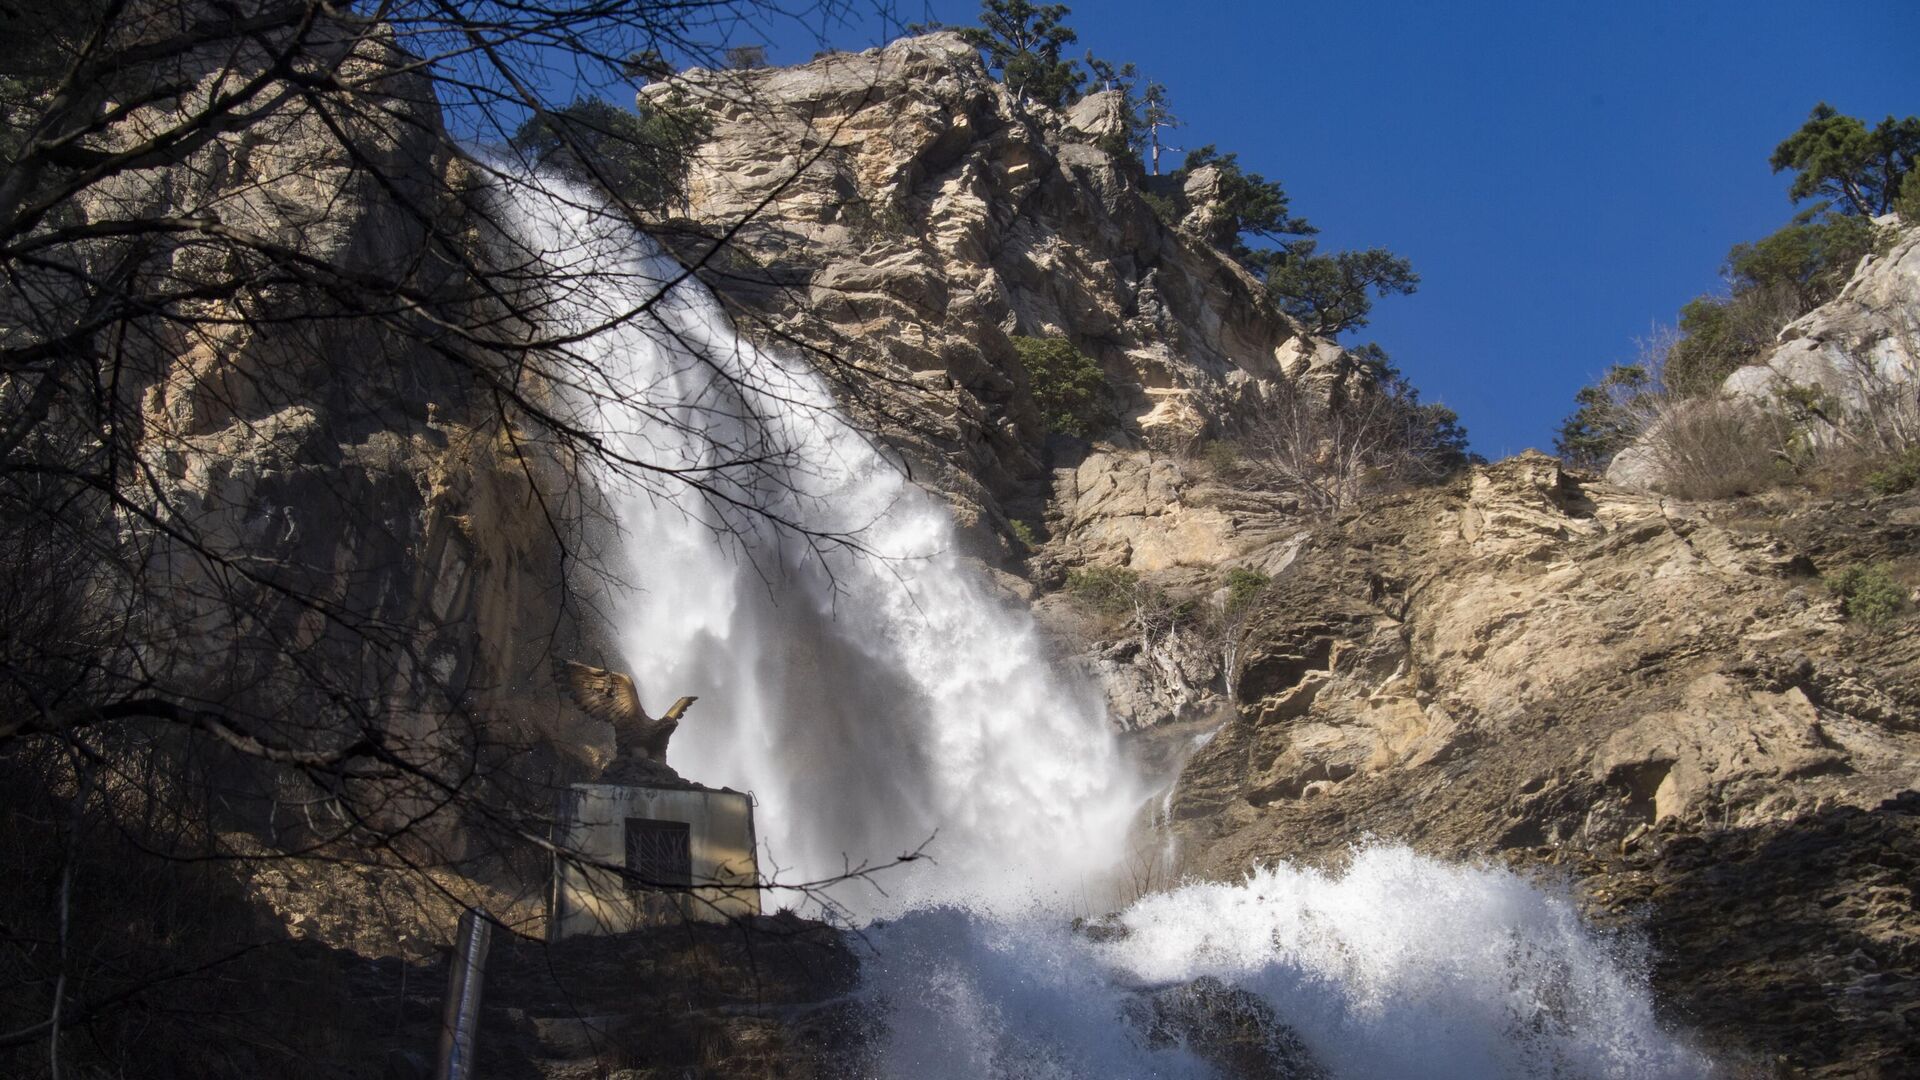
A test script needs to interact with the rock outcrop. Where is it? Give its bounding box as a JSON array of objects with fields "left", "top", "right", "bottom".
[
  {"left": 1164, "top": 451, "right": 1920, "bottom": 1072},
  {"left": 67, "top": 21, "right": 608, "bottom": 769},
  {"left": 1723, "top": 220, "right": 1920, "bottom": 413},
  {"left": 645, "top": 33, "right": 1331, "bottom": 553},
  {"left": 19, "top": 20, "right": 1918, "bottom": 1079}
]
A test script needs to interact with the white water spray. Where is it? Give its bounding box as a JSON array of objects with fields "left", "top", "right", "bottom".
[
  {"left": 862, "top": 849, "right": 1713, "bottom": 1078},
  {"left": 497, "top": 176, "right": 1713, "bottom": 1077}
]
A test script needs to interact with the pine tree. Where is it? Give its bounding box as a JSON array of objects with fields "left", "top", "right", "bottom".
[
  {"left": 1771, "top": 104, "right": 1920, "bottom": 218},
  {"left": 958, "top": 0, "right": 1084, "bottom": 109},
  {"left": 1140, "top": 81, "right": 1180, "bottom": 175},
  {"left": 1265, "top": 244, "right": 1419, "bottom": 337}
]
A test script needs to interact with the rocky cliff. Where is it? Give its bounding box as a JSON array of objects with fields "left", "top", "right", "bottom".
[
  {"left": 51, "top": 19, "right": 623, "bottom": 782},
  {"left": 645, "top": 42, "right": 1920, "bottom": 1072},
  {"left": 11, "top": 19, "right": 1918, "bottom": 1079},
  {"left": 1155, "top": 454, "right": 1920, "bottom": 1073},
  {"left": 644, "top": 32, "right": 1336, "bottom": 557}
]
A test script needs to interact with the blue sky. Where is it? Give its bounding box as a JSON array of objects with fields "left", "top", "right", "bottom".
[{"left": 776, "top": 0, "right": 1919, "bottom": 456}]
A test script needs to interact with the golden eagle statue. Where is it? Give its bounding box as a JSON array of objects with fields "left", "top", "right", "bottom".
[{"left": 554, "top": 659, "right": 697, "bottom": 764}]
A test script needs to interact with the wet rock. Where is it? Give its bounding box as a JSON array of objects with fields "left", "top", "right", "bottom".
[{"left": 1126, "top": 975, "right": 1327, "bottom": 1080}]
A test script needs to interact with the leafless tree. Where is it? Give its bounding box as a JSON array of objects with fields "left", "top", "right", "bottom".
[
  {"left": 0, "top": 1, "right": 928, "bottom": 1074},
  {"left": 1236, "top": 349, "right": 1469, "bottom": 516}
]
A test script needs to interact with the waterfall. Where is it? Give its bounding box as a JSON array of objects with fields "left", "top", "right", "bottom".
[
  {"left": 496, "top": 176, "right": 1713, "bottom": 1077},
  {"left": 499, "top": 174, "right": 1142, "bottom": 914}
]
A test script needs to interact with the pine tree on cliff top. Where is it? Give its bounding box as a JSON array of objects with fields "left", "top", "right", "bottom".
[
  {"left": 1771, "top": 103, "right": 1920, "bottom": 219},
  {"left": 959, "top": 0, "right": 1084, "bottom": 109}
]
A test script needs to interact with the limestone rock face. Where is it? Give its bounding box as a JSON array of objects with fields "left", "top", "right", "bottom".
[
  {"left": 645, "top": 33, "right": 1313, "bottom": 554},
  {"left": 1164, "top": 450, "right": 1920, "bottom": 1071},
  {"left": 1725, "top": 220, "right": 1920, "bottom": 414},
  {"left": 66, "top": 22, "right": 591, "bottom": 778}
]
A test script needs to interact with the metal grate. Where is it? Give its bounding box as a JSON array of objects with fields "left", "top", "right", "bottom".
[{"left": 623, "top": 817, "right": 691, "bottom": 891}]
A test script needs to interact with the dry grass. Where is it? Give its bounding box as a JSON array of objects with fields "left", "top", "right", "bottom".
[{"left": 1642, "top": 397, "right": 1791, "bottom": 500}]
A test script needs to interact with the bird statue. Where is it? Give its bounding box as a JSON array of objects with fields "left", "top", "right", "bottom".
[{"left": 554, "top": 659, "right": 697, "bottom": 765}]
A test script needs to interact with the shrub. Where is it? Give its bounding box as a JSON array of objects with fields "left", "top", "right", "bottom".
[
  {"left": 840, "top": 198, "right": 911, "bottom": 238},
  {"left": 724, "top": 44, "right": 768, "bottom": 69},
  {"left": 1011, "top": 335, "right": 1110, "bottom": 437},
  {"left": 1557, "top": 362, "right": 1658, "bottom": 470},
  {"left": 1663, "top": 213, "right": 1876, "bottom": 400},
  {"left": 1198, "top": 439, "right": 1242, "bottom": 476},
  {"left": 1828, "top": 563, "right": 1907, "bottom": 627},
  {"left": 1896, "top": 170, "right": 1920, "bottom": 224},
  {"left": 1141, "top": 191, "right": 1183, "bottom": 226},
  {"left": 1240, "top": 346, "right": 1471, "bottom": 515},
  {"left": 1866, "top": 447, "right": 1920, "bottom": 495},
  {"left": 1065, "top": 565, "right": 1140, "bottom": 616},
  {"left": 1664, "top": 293, "right": 1779, "bottom": 398},
  {"left": 1222, "top": 568, "right": 1269, "bottom": 613},
  {"left": 1643, "top": 397, "right": 1790, "bottom": 500},
  {"left": 1008, "top": 518, "right": 1038, "bottom": 547}
]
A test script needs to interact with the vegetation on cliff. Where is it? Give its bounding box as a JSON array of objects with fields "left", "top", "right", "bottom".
[
  {"left": 1557, "top": 104, "right": 1919, "bottom": 489},
  {"left": 1010, "top": 334, "right": 1111, "bottom": 437},
  {"left": 506, "top": 95, "right": 710, "bottom": 210}
]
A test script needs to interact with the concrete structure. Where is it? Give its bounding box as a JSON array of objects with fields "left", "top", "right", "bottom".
[{"left": 550, "top": 780, "right": 761, "bottom": 938}]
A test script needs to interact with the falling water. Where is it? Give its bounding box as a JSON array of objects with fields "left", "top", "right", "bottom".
[
  {"left": 499, "top": 174, "right": 1142, "bottom": 913},
  {"left": 496, "top": 175, "right": 1714, "bottom": 1077}
]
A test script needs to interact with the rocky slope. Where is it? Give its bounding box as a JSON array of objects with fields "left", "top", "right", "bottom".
[
  {"left": 1152, "top": 453, "right": 1920, "bottom": 1074},
  {"left": 622, "top": 41, "right": 1920, "bottom": 1072},
  {"left": 14, "top": 19, "right": 1917, "bottom": 1079}
]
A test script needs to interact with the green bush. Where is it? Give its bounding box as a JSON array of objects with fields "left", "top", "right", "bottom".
[
  {"left": 1065, "top": 565, "right": 1140, "bottom": 616},
  {"left": 1828, "top": 563, "right": 1907, "bottom": 627},
  {"left": 840, "top": 198, "right": 911, "bottom": 238},
  {"left": 1141, "top": 191, "right": 1183, "bottom": 226},
  {"left": 1865, "top": 447, "right": 1920, "bottom": 495},
  {"left": 1198, "top": 439, "right": 1242, "bottom": 475},
  {"left": 1664, "top": 213, "right": 1876, "bottom": 399},
  {"left": 1896, "top": 170, "right": 1920, "bottom": 224},
  {"left": 1222, "top": 567, "right": 1270, "bottom": 614},
  {"left": 1008, "top": 518, "right": 1038, "bottom": 547},
  {"left": 1556, "top": 363, "right": 1655, "bottom": 469},
  {"left": 1011, "top": 335, "right": 1110, "bottom": 437}
]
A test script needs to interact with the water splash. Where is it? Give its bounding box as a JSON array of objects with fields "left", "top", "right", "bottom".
[
  {"left": 495, "top": 175, "right": 1712, "bottom": 1076},
  {"left": 862, "top": 848, "right": 1713, "bottom": 1078}
]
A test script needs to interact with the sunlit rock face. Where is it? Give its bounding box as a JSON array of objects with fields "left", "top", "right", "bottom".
[
  {"left": 1165, "top": 450, "right": 1920, "bottom": 1070},
  {"left": 1725, "top": 219, "right": 1920, "bottom": 411},
  {"left": 643, "top": 32, "right": 1325, "bottom": 549}
]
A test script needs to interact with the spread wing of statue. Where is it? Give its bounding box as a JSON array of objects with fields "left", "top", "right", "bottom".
[{"left": 554, "top": 659, "right": 696, "bottom": 764}]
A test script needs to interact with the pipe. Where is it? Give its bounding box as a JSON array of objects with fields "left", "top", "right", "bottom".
[{"left": 433, "top": 908, "right": 492, "bottom": 1080}]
